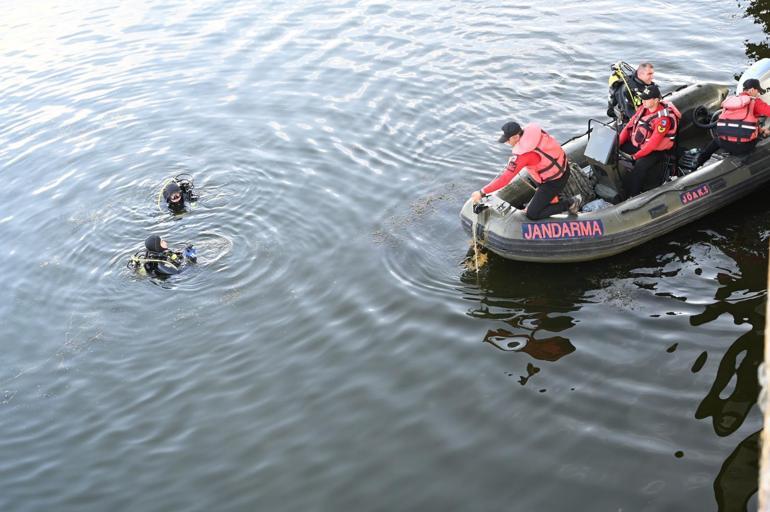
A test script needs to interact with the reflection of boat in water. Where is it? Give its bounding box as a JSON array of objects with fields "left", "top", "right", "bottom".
[{"left": 460, "top": 60, "right": 770, "bottom": 263}]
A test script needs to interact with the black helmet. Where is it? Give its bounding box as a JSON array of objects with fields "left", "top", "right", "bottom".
[
  {"left": 145, "top": 235, "right": 164, "bottom": 252},
  {"left": 164, "top": 182, "right": 182, "bottom": 202}
]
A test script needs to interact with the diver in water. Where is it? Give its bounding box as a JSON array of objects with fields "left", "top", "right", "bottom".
[
  {"left": 128, "top": 235, "right": 197, "bottom": 277},
  {"left": 161, "top": 174, "right": 198, "bottom": 212}
]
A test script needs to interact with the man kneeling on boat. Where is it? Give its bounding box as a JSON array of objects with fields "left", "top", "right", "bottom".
[
  {"left": 470, "top": 121, "right": 582, "bottom": 219},
  {"left": 617, "top": 84, "right": 681, "bottom": 198},
  {"left": 693, "top": 78, "right": 770, "bottom": 168}
]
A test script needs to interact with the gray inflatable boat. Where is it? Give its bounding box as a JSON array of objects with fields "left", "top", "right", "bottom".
[{"left": 461, "top": 61, "right": 770, "bottom": 263}]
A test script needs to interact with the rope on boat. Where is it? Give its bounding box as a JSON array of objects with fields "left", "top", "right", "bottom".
[
  {"left": 470, "top": 207, "right": 490, "bottom": 274},
  {"left": 562, "top": 162, "right": 597, "bottom": 203}
]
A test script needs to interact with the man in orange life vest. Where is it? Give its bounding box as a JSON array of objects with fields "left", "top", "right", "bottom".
[
  {"left": 694, "top": 78, "right": 770, "bottom": 168},
  {"left": 470, "top": 122, "right": 582, "bottom": 219},
  {"left": 617, "top": 83, "right": 680, "bottom": 198}
]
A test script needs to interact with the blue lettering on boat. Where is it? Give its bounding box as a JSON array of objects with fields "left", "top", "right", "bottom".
[
  {"left": 680, "top": 184, "right": 711, "bottom": 205},
  {"left": 522, "top": 220, "right": 604, "bottom": 240}
]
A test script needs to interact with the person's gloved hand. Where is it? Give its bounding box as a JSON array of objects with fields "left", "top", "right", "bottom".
[{"left": 183, "top": 245, "right": 197, "bottom": 261}]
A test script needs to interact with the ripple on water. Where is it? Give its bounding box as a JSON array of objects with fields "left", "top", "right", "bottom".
[
  {"left": 0, "top": 1, "right": 766, "bottom": 511},
  {"left": 377, "top": 183, "right": 473, "bottom": 299}
]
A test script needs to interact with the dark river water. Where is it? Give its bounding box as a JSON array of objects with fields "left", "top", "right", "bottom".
[{"left": 1, "top": 1, "right": 769, "bottom": 511}]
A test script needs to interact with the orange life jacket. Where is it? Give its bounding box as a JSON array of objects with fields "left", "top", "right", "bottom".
[
  {"left": 716, "top": 94, "right": 760, "bottom": 143},
  {"left": 512, "top": 124, "right": 568, "bottom": 184},
  {"left": 629, "top": 101, "right": 681, "bottom": 151}
]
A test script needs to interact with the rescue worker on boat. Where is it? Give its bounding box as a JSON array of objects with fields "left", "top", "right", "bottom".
[
  {"left": 617, "top": 84, "right": 681, "bottom": 198},
  {"left": 470, "top": 121, "right": 582, "bottom": 219},
  {"left": 607, "top": 62, "right": 656, "bottom": 124},
  {"left": 693, "top": 78, "right": 770, "bottom": 168},
  {"left": 128, "top": 235, "right": 197, "bottom": 277}
]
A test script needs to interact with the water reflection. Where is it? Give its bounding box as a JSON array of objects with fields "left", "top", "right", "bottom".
[
  {"left": 483, "top": 327, "right": 575, "bottom": 361},
  {"left": 690, "top": 242, "right": 765, "bottom": 437},
  {"left": 687, "top": 212, "right": 767, "bottom": 510},
  {"left": 463, "top": 185, "right": 768, "bottom": 509},
  {"left": 742, "top": 0, "right": 770, "bottom": 60},
  {"left": 482, "top": 320, "right": 576, "bottom": 385},
  {"left": 694, "top": 327, "right": 763, "bottom": 438},
  {"left": 715, "top": 430, "right": 760, "bottom": 511},
  {"left": 460, "top": 236, "right": 696, "bottom": 386},
  {"left": 461, "top": 253, "right": 585, "bottom": 385}
]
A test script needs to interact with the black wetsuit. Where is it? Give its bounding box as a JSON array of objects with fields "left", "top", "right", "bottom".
[
  {"left": 608, "top": 73, "right": 655, "bottom": 124},
  {"left": 143, "top": 249, "right": 184, "bottom": 276},
  {"left": 163, "top": 181, "right": 196, "bottom": 212}
]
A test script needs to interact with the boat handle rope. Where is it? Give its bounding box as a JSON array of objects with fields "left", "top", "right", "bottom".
[{"left": 618, "top": 69, "right": 642, "bottom": 110}]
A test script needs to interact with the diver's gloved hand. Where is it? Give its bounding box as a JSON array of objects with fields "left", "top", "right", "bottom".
[{"left": 183, "top": 245, "right": 197, "bottom": 261}]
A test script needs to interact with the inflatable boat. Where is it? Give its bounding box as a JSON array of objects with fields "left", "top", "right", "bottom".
[{"left": 460, "top": 60, "right": 770, "bottom": 263}]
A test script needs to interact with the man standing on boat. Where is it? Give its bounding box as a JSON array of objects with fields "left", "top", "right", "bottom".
[
  {"left": 694, "top": 78, "right": 770, "bottom": 168},
  {"left": 470, "top": 121, "right": 582, "bottom": 219},
  {"left": 607, "top": 62, "right": 656, "bottom": 124}
]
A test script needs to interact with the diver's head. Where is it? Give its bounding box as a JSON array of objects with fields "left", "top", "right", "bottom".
[
  {"left": 145, "top": 235, "right": 168, "bottom": 253},
  {"left": 636, "top": 62, "right": 654, "bottom": 85},
  {"left": 164, "top": 182, "right": 184, "bottom": 206}
]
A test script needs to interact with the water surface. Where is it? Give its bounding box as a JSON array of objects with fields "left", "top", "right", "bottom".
[{"left": 0, "top": 1, "right": 768, "bottom": 510}]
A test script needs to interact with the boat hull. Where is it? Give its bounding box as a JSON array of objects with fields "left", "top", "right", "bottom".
[{"left": 460, "top": 83, "right": 770, "bottom": 263}]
